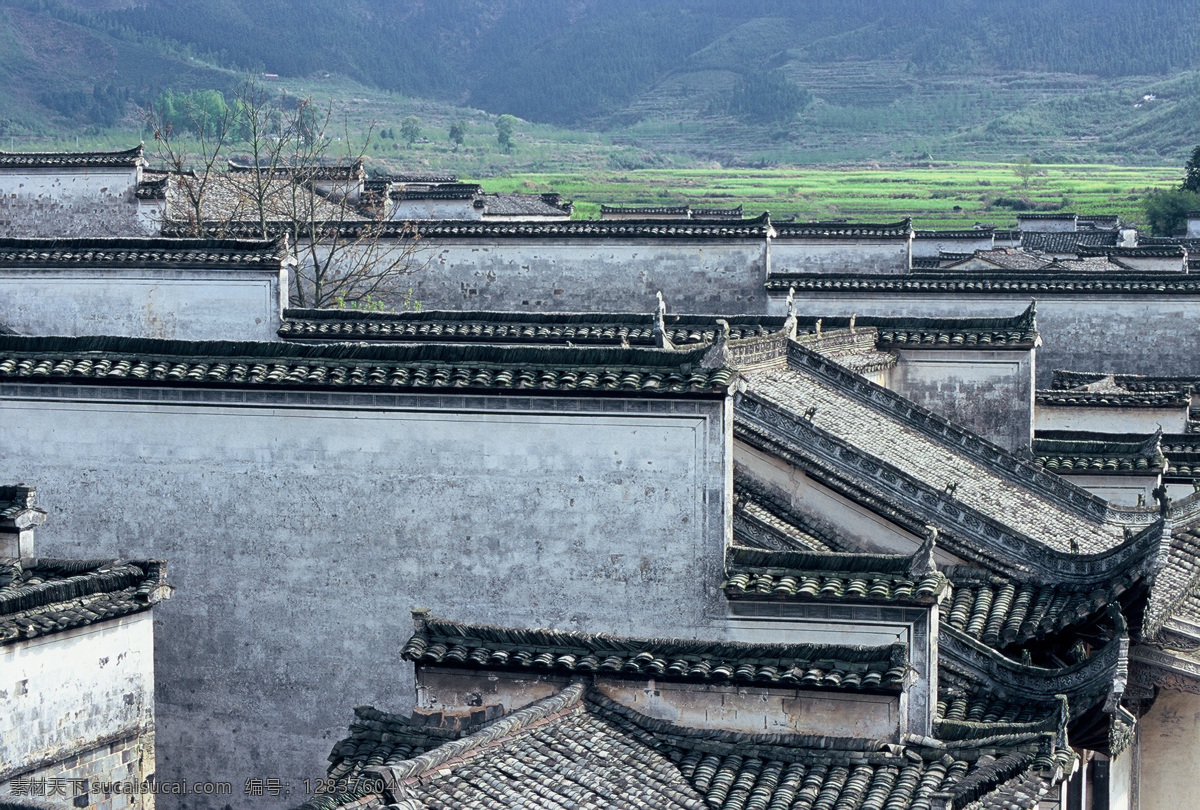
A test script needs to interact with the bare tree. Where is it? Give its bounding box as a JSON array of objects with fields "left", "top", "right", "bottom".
[
  {"left": 147, "top": 80, "right": 428, "bottom": 310},
  {"left": 142, "top": 90, "right": 237, "bottom": 235}
]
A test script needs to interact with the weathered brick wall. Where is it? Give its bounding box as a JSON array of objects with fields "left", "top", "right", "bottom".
[{"left": 1, "top": 731, "right": 155, "bottom": 810}]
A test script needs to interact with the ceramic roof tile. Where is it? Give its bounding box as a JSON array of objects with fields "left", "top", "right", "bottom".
[
  {"left": 0, "top": 557, "right": 170, "bottom": 644},
  {"left": 773, "top": 219, "right": 912, "bottom": 239},
  {"left": 733, "top": 475, "right": 848, "bottom": 552},
  {"left": 939, "top": 566, "right": 1136, "bottom": 649},
  {"left": 403, "top": 616, "right": 910, "bottom": 692},
  {"left": 0, "top": 145, "right": 144, "bottom": 168},
  {"left": 0, "top": 334, "right": 736, "bottom": 397},
  {"left": 724, "top": 546, "right": 947, "bottom": 605},
  {"left": 767, "top": 274, "right": 1200, "bottom": 294},
  {"left": 0, "top": 237, "right": 286, "bottom": 269},
  {"left": 1020, "top": 231, "right": 1118, "bottom": 253},
  {"left": 173, "top": 214, "right": 776, "bottom": 240},
  {"left": 737, "top": 346, "right": 1127, "bottom": 554},
  {"left": 304, "top": 685, "right": 1074, "bottom": 810},
  {"left": 1033, "top": 431, "right": 1166, "bottom": 476}
]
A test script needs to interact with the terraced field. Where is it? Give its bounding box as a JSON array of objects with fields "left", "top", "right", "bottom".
[{"left": 483, "top": 163, "right": 1182, "bottom": 230}]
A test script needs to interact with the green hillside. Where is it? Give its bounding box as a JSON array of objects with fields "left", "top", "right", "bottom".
[{"left": 0, "top": 0, "right": 1198, "bottom": 164}]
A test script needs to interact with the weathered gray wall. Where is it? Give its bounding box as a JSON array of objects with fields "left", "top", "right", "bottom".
[
  {"left": 911, "top": 235, "right": 994, "bottom": 259},
  {"left": 399, "top": 238, "right": 769, "bottom": 313},
  {"left": 771, "top": 239, "right": 909, "bottom": 275},
  {"left": 890, "top": 349, "right": 1034, "bottom": 452},
  {"left": 0, "top": 168, "right": 152, "bottom": 237},
  {"left": 0, "top": 267, "right": 284, "bottom": 341},
  {"left": 0, "top": 613, "right": 155, "bottom": 789},
  {"left": 1035, "top": 404, "right": 1189, "bottom": 434},
  {"left": 773, "top": 292, "right": 1200, "bottom": 384},
  {"left": 0, "top": 387, "right": 728, "bottom": 809},
  {"left": 1135, "top": 689, "right": 1200, "bottom": 810}
]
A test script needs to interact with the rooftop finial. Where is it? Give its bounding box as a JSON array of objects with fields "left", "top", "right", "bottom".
[
  {"left": 652, "top": 291, "right": 675, "bottom": 350},
  {"left": 786, "top": 285, "right": 796, "bottom": 318},
  {"left": 849, "top": 313, "right": 857, "bottom": 334},
  {"left": 910, "top": 525, "right": 939, "bottom": 578},
  {"left": 815, "top": 318, "right": 822, "bottom": 339}
]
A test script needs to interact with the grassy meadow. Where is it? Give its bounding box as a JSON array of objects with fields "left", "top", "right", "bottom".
[{"left": 481, "top": 163, "right": 1183, "bottom": 230}]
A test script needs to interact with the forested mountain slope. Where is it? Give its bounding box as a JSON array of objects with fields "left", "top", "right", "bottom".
[{"left": 2, "top": 0, "right": 1199, "bottom": 162}]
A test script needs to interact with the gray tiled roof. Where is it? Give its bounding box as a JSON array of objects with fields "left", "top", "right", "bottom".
[
  {"left": 0, "top": 334, "right": 736, "bottom": 397},
  {"left": 303, "top": 684, "right": 1075, "bottom": 810},
  {"left": 724, "top": 546, "right": 948, "bottom": 604},
  {"left": 773, "top": 219, "right": 912, "bottom": 239},
  {"left": 1034, "top": 431, "right": 1166, "bottom": 475},
  {"left": 0, "top": 558, "right": 170, "bottom": 644},
  {"left": 479, "top": 192, "right": 570, "bottom": 217},
  {"left": 168, "top": 213, "right": 775, "bottom": 240},
  {"left": 737, "top": 346, "right": 1126, "bottom": 555},
  {"left": 0, "top": 145, "right": 144, "bottom": 169},
  {"left": 767, "top": 273, "right": 1200, "bottom": 294},
  {"left": 1020, "top": 231, "right": 1119, "bottom": 254},
  {"left": 0, "top": 237, "right": 286, "bottom": 269},
  {"left": 403, "top": 615, "right": 910, "bottom": 692}
]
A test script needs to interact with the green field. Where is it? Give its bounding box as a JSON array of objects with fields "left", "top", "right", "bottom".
[{"left": 481, "top": 163, "right": 1183, "bottom": 230}]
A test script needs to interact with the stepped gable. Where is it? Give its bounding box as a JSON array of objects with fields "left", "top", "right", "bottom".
[
  {"left": 301, "top": 684, "right": 1075, "bottom": 810},
  {"left": 773, "top": 218, "right": 912, "bottom": 239},
  {"left": 733, "top": 474, "right": 849, "bottom": 552},
  {"left": 280, "top": 308, "right": 786, "bottom": 345},
  {"left": 1033, "top": 430, "right": 1166, "bottom": 475},
  {"left": 0, "top": 145, "right": 145, "bottom": 169},
  {"left": 915, "top": 227, "right": 995, "bottom": 238},
  {"left": 389, "top": 182, "right": 481, "bottom": 200},
  {"left": 600, "top": 204, "right": 690, "bottom": 216},
  {"left": 0, "top": 237, "right": 288, "bottom": 269},
  {"left": 735, "top": 339, "right": 1132, "bottom": 562},
  {"left": 0, "top": 334, "right": 737, "bottom": 397},
  {"left": 0, "top": 557, "right": 170, "bottom": 644},
  {"left": 1077, "top": 215, "right": 1121, "bottom": 230},
  {"left": 403, "top": 615, "right": 910, "bottom": 692},
  {"left": 1020, "top": 231, "right": 1119, "bottom": 253},
  {"left": 794, "top": 326, "right": 896, "bottom": 376},
  {"left": 134, "top": 174, "right": 169, "bottom": 200},
  {"left": 723, "top": 546, "right": 947, "bottom": 605}
]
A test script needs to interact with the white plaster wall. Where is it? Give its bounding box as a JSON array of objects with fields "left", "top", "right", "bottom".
[
  {"left": 911, "top": 235, "right": 994, "bottom": 258},
  {"left": 1056, "top": 474, "right": 1158, "bottom": 507},
  {"left": 1186, "top": 216, "right": 1200, "bottom": 239},
  {"left": 397, "top": 238, "right": 769, "bottom": 313},
  {"left": 1018, "top": 217, "right": 1075, "bottom": 233},
  {"left": 1, "top": 612, "right": 154, "bottom": 776},
  {"left": 1134, "top": 689, "right": 1200, "bottom": 810},
  {"left": 734, "top": 442, "right": 967, "bottom": 566},
  {"left": 1109, "top": 746, "right": 1131, "bottom": 810},
  {"left": 0, "top": 391, "right": 728, "bottom": 808},
  {"left": 891, "top": 349, "right": 1034, "bottom": 452},
  {"left": 0, "top": 267, "right": 284, "bottom": 340},
  {"left": 0, "top": 168, "right": 149, "bottom": 237},
  {"left": 771, "top": 239, "right": 910, "bottom": 275},
  {"left": 1034, "top": 405, "right": 1188, "bottom": 434},
  {"left": 1117, "top": 255, "right": 1187, "bottom": 273},
  {"left": 389, "top": 200, "right": 481, "bottom": 220}
]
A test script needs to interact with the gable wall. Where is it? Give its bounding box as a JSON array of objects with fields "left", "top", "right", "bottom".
[
  {"left": 0, "top": 386, "right": 729, "bottom": 809},
  {"left": 0, "top": 265, "right": 285, "bottom": 341},
  {"left": 889, "top": 348, "right": 1034, "bottom": 452},
  {"left": 0, "top": 168, "right": 150, "bottom": 237},
  {"left": 774, "top": 291, "right": 1200, "bottom": 385},
  {"left": 771, "top": 238, "right": 910, "bottom": 275}
]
